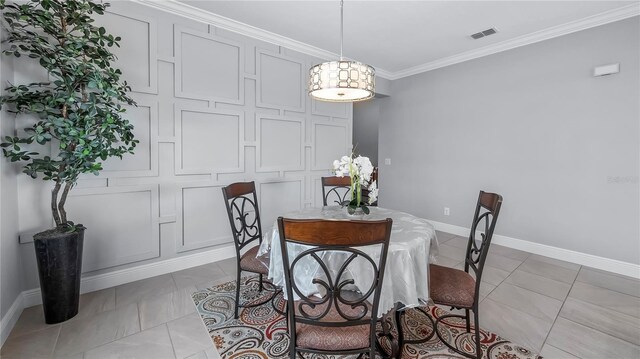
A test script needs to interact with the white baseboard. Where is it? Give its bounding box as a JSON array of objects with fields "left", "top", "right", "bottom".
[
  {"left": 1, "top": 244, "right": 236, "bottom": 346},
  {"left": 0, "top": 292, "right": 24, "bottom": 348},
  {"left": 429, "top": 219, "right": 640, "bottom": 279}
]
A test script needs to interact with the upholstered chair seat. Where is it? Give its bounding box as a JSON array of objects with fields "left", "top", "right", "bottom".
[
  {"left": 239, "top": 246, "right": 269, "bottom": 274},
  {"left": 295, "top": 298, "right": 372, "bottom": 351},
  {"left": 429, "top": 264, "right": 476, "bottom": 308}
]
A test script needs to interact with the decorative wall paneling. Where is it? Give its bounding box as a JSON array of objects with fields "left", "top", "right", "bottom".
[{"left": 15, "top": 2, "right": 353, "bottom": 291}]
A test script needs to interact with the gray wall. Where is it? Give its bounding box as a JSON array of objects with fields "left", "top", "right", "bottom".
[
  {"left": 378, "top": 18, "right": 640, "bottom": 264},
  {"left": 352, "top": 77, "right": 391, "bottom": 165},
  {"left": 11, "top": 1, "right": 352, "bottom": 292},
  {"left": 0, "top": 29, "right": 22, "bottom": 322},
  {"left": 353, "top": 99, "right": 381, "bottom": 165}
]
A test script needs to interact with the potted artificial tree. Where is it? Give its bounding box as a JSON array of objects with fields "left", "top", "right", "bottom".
[{"left": 0, "top": 0, "right": 137, "bottom": 323}]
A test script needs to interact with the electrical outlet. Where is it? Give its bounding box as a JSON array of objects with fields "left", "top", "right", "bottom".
[
  {"left": 384, "top": 158, "right": 391, "bottom": 165},
  {"left": 444, "top": 207, "right": 450, "bottom": 216}
]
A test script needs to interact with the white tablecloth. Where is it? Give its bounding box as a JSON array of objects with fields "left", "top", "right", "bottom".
[{"left": 258, "top": 206, "right": 440, "bottom": 315}]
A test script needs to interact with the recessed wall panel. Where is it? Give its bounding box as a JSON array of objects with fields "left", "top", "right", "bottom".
[
  {"left": 257, "top": 116, "right": 303, "bottom": 171},
  {"left": 179, "top": 108, "right": 242, "bottom": 173},
  {"left": 67, "top": 189, "right": 156, "bottom": 272},
  {"left": 178, "top": 30, "right": 241, "bottom": 102},
  {"left": 180, "top": 186, "right": 231, "bottom": 252},
  {"left": 260, "top": 181, "right": 302, "bottom": 228},
  {"left": 96, "top": 12, "right": 156, "bottom": 93},
  {"left": 312, "top": 99, "right": 349, "bottom": 118},
  {"left": 313, "top": 122, "right": 348, "bottom": 170},
  {"left": 258, "top": 52, "right": 304, "bottom": 111},
  {"left": 102, "top": 104, "right": 152, "bottom": 173}
]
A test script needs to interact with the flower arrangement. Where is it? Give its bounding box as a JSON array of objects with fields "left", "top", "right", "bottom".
[{"left": 332, "top": 153, "right": 378, "bottom": 215}]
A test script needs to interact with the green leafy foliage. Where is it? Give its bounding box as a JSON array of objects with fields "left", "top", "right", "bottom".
[{"left": 0, "top": 0, "right": 137, "bottom": 227}]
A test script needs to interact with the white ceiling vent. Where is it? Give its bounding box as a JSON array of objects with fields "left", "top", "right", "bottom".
[{"left": 470, "top": 28, "right": 498, "bottom": 40}]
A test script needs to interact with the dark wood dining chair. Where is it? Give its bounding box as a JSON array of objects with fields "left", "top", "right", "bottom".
[
  {"left": 426, "top": 191, "right": 503, "bottom": 358},
  {"left": 321, "top": 176, "right": 351, "bottom": 206},
  {"left": 277, "top": 217, "right": 393, "bottom": 359},
  {"left": 222, "top": 181, "right": 274, "bottom": 319}
]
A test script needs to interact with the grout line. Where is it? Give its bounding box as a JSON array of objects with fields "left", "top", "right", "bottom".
[
  {"left": 573, "top": 267, "right": 640, "bottom": 299},
  {"left": 164, "top": 323, "right": 179, "bottom": 359},
  {"left": 500, "top": 260, "right": 570, "bottom": 303},
  {"left": 136, "top": 301, "right": 143, "bottom": 332},
  {"left": 557, "top": 315, "right": 640, "bottom": 349},
  {"left": 49, "top": 324, "right": 62, "bottom": 358},
  {"left": 502, "top": 281, "right": 567, "bottom": 302},
  {"left": 555, "top": 297, "right": 640, "bottom": 348},
  {"left": 539, "top": 261, "right": 582, "bottom": 353}
]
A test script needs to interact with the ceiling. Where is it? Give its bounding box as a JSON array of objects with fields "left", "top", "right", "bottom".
[{"left": 173, "top": 1, "right": 638, "bottom": 78}]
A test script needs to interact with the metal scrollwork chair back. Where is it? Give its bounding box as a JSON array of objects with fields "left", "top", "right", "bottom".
[
  {"left": 222, "top": 181, "right": 274, "bottom": 319},
  {"left": 277, "top": 218, "right": 393, "bottom": 359},
  {"left": 321, "top": 176, "right": 352, "bottom": 206},
  {"left": 426, "top": 190, "right": 502, "bottom": 359}
]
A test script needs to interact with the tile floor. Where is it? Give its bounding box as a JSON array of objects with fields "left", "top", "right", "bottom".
[{"left": 2, "top": 230, "right": 639, "bottom": 358}]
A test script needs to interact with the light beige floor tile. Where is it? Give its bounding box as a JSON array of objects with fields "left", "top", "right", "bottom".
[
  {"left": 487, "top": 282, "right": 562, "bottom": 322},
  {"left": 454, "top": 263, "right": 510, "bottom": 286},
  {"left": 5, "top": 305, "right": 60, "bottom": 340},
  {"left": 477, "top": 265, "right": 511, "bottom": 286},
  {"left": 484, "top": 253, "right": 523, "bottom": 273},
  {"left": 186, "top": 351, "right": 208, "bottom": 359},
  {"left": 479, "top": 282, "right": 496, "bottom": 301},
  {"left": 172, "top": 263, "right": 227, "bottom": 289},
  {"left": 440, "top": 238, "right": 524, "bottom": 273},
  {"left": 84, "top": 324, "right": 175, "bottom": 359},
  {"left": 75, "top": 288, "right": 116, "bottom": 320},
  {"left": 577, "top": 267, "right": 640, "bottom": 298},
  {"left": 434, "top": 243, "right": 467, "bottom": 262},
  {"left": 528, "top": 254, "right": 581, "bottom": 271},
  {"left": 167, "top": 313, "right": 214, "bottom": 359},
  {"left": 205, "top": 346, "right": 222, "bottom": 359},
  {"left": 115, "top": 273, "right": 178, "bottom": 307},
  {"left": 568, "top": 281, "right": 640, "bottom": 319},
  {"left": 216, "top": 257, "right": 238, "bottom": 276},
  {"left": 559, "top": 297, "right": 640, "bottom": 345},
  {"left": 435, "top": 230, "right": 457, "bottom": 242},
  {"left": 539, "top": 343, "right": 580, "bottom": 359},
  {"left": 8, "top": 289, "right": 115, "bottom": 341},
  {"left": 53, "top": 303, "right": 140, "bottom": 358},
  {"left": 440, "top": 235, "right": 469, "bottom": 249},
  {"left": 546, "top": 317, "right": 640, "bottom": 359},
  {"left": 487, "top": 244, "right": 530, "bottom": 261},
  {"left": 432, "top": 255, "right": 461, "bottom": 268},
  {"left": 139, "top": 286, "right": 197, "bottom": 330},
  {"left": 478, "top": 298, "right": 552, "bottom": 353},
  {"left": 505, "top": 269, "right": 572, "bottom": 301},
  {"left": 518, "top": 257, "right": 579, "bottom": 284},
  {"left": 0, "top": 325, "right": 60, "bottom": 359}
]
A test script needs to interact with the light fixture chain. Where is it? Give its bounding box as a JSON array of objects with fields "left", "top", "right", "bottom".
[{"left": 340, "top": 0, "right": 344, "bottom": 60}]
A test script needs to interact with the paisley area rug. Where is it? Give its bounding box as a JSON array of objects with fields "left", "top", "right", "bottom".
[{"left": 192, "top": 277, "right": 541, "bottom": 359}]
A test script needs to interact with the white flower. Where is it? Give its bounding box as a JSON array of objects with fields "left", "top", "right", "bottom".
[
  {"left": 367, "top": 181, "right": 378, "bottom": 204},
  {"left": 332, "top": 153, "right": 379, "bottom": 205}
]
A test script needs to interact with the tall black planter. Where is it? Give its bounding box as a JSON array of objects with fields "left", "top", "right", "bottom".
[{"left": 33, "top": 226, "right": 85, "bottom": 324}]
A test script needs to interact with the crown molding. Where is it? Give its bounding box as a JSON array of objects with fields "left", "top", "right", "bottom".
[
  {"left": 388, "top": 2, "right": 640, "bottom": 80},
  {"left": 131, "top": 0, "right": 394, "bottom": 79},
  {"left": 133, "top": 0, "right": 638, "bottom": 81}
]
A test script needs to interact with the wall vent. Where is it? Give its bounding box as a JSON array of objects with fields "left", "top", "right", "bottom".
[{"left": 470, "top": 27, "right": 498, "bottom": 40}]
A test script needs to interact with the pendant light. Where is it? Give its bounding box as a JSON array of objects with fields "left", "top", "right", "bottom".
[{"left": 308, "top": 0, "right": 375, "bottom": 102}]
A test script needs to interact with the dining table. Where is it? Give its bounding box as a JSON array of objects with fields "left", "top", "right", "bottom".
[{"left": 257, "top": 205, "right": 440, "bottom": 316}]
